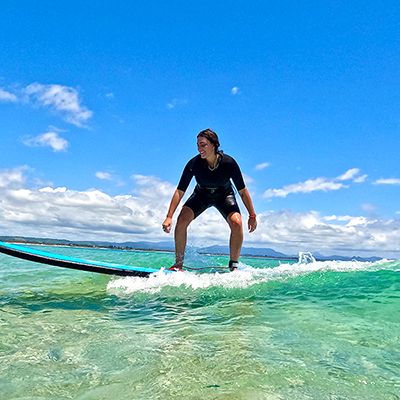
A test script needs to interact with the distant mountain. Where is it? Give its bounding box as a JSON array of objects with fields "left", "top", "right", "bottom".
[{"left": 199, "top": 245, "right": 292, "bottom": 259}]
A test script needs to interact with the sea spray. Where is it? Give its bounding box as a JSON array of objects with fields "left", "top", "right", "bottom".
[
  {"left": 298, "top": 251, "right": 316, "bottom": 264},
  {"left": 107, "top": 258, "right": 390, "bottom": 295}
]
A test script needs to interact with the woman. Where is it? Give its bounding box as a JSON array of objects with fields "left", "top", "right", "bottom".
[{"left": 162, "top": 129, "right": 257, "bottom": 271}]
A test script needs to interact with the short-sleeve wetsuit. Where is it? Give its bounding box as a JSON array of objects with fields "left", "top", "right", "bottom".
[{"left": 177, "top": 153, "right": 246, "bottom": 219}]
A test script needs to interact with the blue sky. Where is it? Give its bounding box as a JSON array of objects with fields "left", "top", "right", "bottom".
[{"left": 0, "top": 1, "right": 399, "bottom": 257}]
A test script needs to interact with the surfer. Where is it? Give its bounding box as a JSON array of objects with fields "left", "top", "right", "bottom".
[{"left": 162, "top": 129, "right": 257, "bottom": 271}]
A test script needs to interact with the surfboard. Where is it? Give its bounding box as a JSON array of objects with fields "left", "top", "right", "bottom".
[{"left": 0, "top": 241, "right": 158, "bottom": 277}]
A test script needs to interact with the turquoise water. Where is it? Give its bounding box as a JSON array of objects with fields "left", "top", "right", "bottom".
[{"left": 0, "top": 246, "right": 399, "bottom": 399}]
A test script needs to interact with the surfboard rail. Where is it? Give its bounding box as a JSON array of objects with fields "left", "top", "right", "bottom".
[{"left": 0, "top": 241, "right": 158, "bottom": 277}]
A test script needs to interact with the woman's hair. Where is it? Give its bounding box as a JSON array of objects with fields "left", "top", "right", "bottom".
[{"left": 197, "top": 128, "right": 221, "bottom": 154}]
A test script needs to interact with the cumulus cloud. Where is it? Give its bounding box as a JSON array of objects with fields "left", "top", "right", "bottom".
[
  {"left": 1, "top": 167, "right": 399, "bottom": 258},
  {"left": 0, "top": 171, "right": 161, "bottom": 241},
  {"left": 0, "top": 88, "right": 18, "bottom": 102},
  {"left": 231, "top": 86, "right": 240, "bottom": 95},
  {"left": 0, "top": 169, "right": 177, "bottom": 242},
  {"left": 23, "top": 130, "right": 69, "bottom": 152},
  {"left": 247, "top": 210, "right": 400, "bottom": 257},
  {"left": 374, "top": 178, "right": 400, "bottom": 185},
  {"left": 264, "top": 168, "right": 366, "bottom": 199},
  {"left": 255, "top": 162, "right": 270, "bottom": 171},
  {"left": 24, "top": 83, "right": 92, "bottom": 126}
]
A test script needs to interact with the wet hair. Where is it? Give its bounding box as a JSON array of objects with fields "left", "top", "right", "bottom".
[{"left": 197, "top": 128, "right": 221, "bottom": 154}]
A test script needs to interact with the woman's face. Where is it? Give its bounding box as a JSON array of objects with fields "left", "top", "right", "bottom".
[{"left": 197, "top": 136, "right": 215, "bottom": 159}]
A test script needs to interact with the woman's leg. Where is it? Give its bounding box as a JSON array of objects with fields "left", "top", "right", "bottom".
[
  {"left": 226, "top": 211, "right": 243, "bottom": 262},
  {"left": 174, "top": 206, "right": 195, "bottom": 267}
]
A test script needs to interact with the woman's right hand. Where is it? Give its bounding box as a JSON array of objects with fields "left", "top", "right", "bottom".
[{"left": 162, "top": 217, "right": 172, "bottom": 233}]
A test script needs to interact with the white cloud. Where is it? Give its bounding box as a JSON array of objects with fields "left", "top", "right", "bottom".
[
  {"left": 23, "top": 130, "right": 69, "bottom": 152},
  {"left": 132, "top": 174, "right": 176, "bottom": 202},
  {"left": 0, "top": 88, "right": 18, "bottom": 102},
  {"left": 1, "top": 167, "right": 400, "bottom": 258},
  {"left": 0, "top": 167, "right": 27, "bottom": 188},
  {"left": 0, "top": 171, "right": 181, "bottom": 243},
  {"left": 247, "top": 210, "right": 400, "bottom": 257},
  {"left": 1, "top": 180, "right": 159, "bottom": 241},
  {"left": 96, "top": 171, "right": 113, "bottom": 181},
  {"left": 255, "top": 162, "right": 270, "bottom": 171},
  {"left": 25, "top": 83, "right": 92, "bottom": 127},
  {"left": 264, "top": 168, "right": 366, "bottom": 199},
  {"left": 0, "top": 82, "right": 92, "bottom": 127},
  {"left": 353, "top": 174, "right": 367, "bottom": 183},
  {"left": 337, "top": 168, "right": 360, "bottom": 181},
  {"left": 231, "top": 86, "right": 240, "bottom": 95},
  {"left": 374, "top": 178, "right": 400, "bottom": 185},
  {"left": 95, "top": 171, "right": 125, "bottom": 187},
  {"left": 264, "top": 178, "right": 346, "bottom": 198}
]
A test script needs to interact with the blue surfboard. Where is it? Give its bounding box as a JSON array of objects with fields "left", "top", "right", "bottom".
[{"left": 0, "top": 241, "right": 158, "bottom": 277}]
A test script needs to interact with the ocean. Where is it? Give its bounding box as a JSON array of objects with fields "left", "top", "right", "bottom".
[{"left": 0, "top": 245, "right": 399, "bottom": 399}]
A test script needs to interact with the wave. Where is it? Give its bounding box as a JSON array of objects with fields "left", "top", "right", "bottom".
[{"left": 107, "top": 258, "right": 399, "bottom": 295}]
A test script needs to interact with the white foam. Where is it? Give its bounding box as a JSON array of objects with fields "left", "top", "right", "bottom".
[{"left": 106, "top": 259, "right": 392, "bottom": 295}]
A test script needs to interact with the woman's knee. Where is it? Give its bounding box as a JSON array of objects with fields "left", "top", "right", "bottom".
[
  {"left": 177, "top": 207, "right": 194, "bottom": 227},
  {"left": 227, "top": 212, "right": 242, "bottom": 231}
]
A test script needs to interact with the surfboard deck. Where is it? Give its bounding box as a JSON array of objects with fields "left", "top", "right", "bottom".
[{"left": 0, "top": 241, "right": 158, "bottom": 277}]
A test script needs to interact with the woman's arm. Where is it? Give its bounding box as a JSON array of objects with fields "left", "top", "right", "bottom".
[
  {"left": 162, "top": 189, "right": 185, "bottom": 233},
  {"left": 239, "top": 188, "right": 257, "bottom": 233}
]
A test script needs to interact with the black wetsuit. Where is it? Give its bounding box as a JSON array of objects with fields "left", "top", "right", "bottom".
[{"left": 177, "top": 153, "right": 246, "bottom": 219}]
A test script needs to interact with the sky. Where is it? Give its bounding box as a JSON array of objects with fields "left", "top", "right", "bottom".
[{"left": 0, "top": 0, "right": 399, "bottom": 258}]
